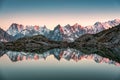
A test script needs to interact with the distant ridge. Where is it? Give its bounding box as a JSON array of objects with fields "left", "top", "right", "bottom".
[{"left": 0, "top": 19, "right": 120, "bottom": 42}]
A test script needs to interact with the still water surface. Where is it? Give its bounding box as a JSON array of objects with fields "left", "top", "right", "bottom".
[{"left": 0, "top": 48, "right": 120, "bottom": 80}]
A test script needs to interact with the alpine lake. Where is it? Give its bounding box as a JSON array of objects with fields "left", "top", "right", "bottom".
[{"left": 0, "top": 48, "right": 120, "bottom": 80}]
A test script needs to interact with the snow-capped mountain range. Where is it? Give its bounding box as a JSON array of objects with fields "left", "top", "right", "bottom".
[
  {"left": 7, "top": 23, "right": 50, "bottom": 40},
  {"left": 1, "top": 19, "right": 120, "bottom": 42},
  {"left": 50, "top": 19, "right": 120, "bottom": 42}
]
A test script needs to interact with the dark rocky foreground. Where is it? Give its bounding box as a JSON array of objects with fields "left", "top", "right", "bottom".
[
  {"left": 0, "top": 35, "right": 69, "bottom": 52},
  {"left": 70, "top": 25, "right": 120, "bottom": 62}
]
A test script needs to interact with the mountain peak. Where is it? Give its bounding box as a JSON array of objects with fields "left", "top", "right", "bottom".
[
  {"left": 56, "top": 24, "right": 64, "bottom": 33},
  {"left": 54, "top": 24, "right": 62, "bottom": 30},
  {"left": 114, "top": 19, "right": 120, "bottom": 22},
  {"left": 56, "top": 24, "right": 62, "bottom": 27},
  {"left": 7, "top": 23, "right": 24, "bottom": 36},
  {"left": 9, "top": 23, "right": 24, "bottom": 31},
  {"left": 94, "top": 22, "right": 102, "bottom": 25},
  {"left": 43, "top": 25, "right": 47, "bottom": 28},
  {"left": 65, "top": 24, "right": 71, "bottom": 27},
  {"left": 73, "top": 23, "right": 79, "bottom": 26},
  {"left": 34, "top": 25, "right": 39, "bottom": 31},
  {"left": 72, "top": 23, "right": 82, "bottom": 30},
  {"left": 10, "top": 23, "right": 24, "bottom": 29},
  {"left": 73, "top": 23, "right": 81, "bottom": 27}
]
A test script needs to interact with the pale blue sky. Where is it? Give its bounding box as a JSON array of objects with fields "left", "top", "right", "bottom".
[{"left": 0, "top": 0, "right": 120, "bottom": 30}]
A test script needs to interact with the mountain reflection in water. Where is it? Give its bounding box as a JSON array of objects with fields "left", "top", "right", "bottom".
[{"left": 0, "top": 48, "right": 120, "bottom": 66}]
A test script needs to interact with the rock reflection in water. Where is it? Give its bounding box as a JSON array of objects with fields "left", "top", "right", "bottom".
[{"left": 1, "top": 48, "right": 119, "bottom": 66}]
